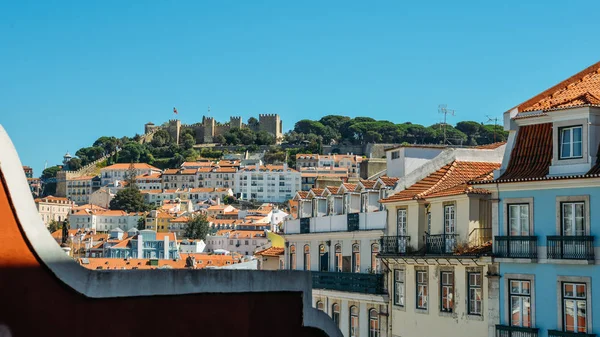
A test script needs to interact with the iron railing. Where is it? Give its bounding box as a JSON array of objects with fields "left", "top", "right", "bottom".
[
  {"left": 496, "top": 325, "right": 538, "bottom": 337},
  {"left": 546, "top": 236, "right": 595, "bottom": 260},
  {"left": 312, "top": 271, "right": 385, "bottom": 294},
  {"left": 380, "top": 236, "right": 411, "bottom": 255},
  {"left": 548, "top": 330, "right": 596, "bottom": 337},
  {"left": 425, "top": 233, "right": 458, "bottom": 255},
  {"left": 494, "top": 236, "right": 537, "bottom": 259}
]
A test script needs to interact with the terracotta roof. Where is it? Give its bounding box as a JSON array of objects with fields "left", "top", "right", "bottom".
[
  {"left": 474, "top": 142, "right": 506, "bottom": 150},
  {"left": 102, "top": 163, "right": 160, "bottom": 171},
  {"left": 325, "top": 186, "right": 340, "bottom": 194},
  {"left": 78, "top": 254, "right": 238, "bottom": 270},
  {"left": 341, "top": 183, "right": 357, "bottom": 192},
  {"left": 382, "top": 161, "right": 499, "bottom": 202},
  {"left": 34, "top": 196, "right": 72, "bottom": 203},
  {"left": 496, "top": 123, "right": 552, "bottom": 182},
  {"left": 136, "top": 173, "right": 162, "bottom": 180},
  {"left": 296, "top": 191, "right": 308, "bottom": 199},
  {"left": 72, "top": 204, "right": 108, "bottom": 211},
  {"left": 181, "top": 161, "right": 214, "bottom": 167},
  {"left": 378, "top": 177, "right": 399, "bottom": 187},
  {"left": 214, "top": 230, "right": 265, "bottom": 238},
  {"left": 170, "top": 216, "right": 189, "bottom": 223},
  {"left": 515, "top": 61, "right": 600, "bottom": 113},
  {"left": 309, "top": 188, "right": 325, "bottom": 197},
  {"left": 255, "top": 247, "right": 285, "bottom": 257},
  {"left": 359, "top": 180, "right": 376, "bottom": 189}
]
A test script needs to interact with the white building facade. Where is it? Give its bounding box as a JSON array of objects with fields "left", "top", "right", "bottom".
[{"left": 235, "top": 164, "right": 301, "bottom": 203}]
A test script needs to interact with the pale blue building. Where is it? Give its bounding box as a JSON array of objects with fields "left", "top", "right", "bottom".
[{"left": 474, "top": 61, "right": 600, "bottom": 337}]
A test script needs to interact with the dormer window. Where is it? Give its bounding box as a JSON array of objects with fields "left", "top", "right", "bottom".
[{"left": 559, "top": 126, "right": 583, "bottom": 159}]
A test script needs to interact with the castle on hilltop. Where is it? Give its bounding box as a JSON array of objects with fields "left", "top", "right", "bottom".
[{"left": 144, "top": 114, "right": 283, "bottom": 144}]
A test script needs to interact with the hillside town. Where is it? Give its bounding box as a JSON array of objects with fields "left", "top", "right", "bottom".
[{"left": 17, "top": 61, "right": 600, "bottom": 337}]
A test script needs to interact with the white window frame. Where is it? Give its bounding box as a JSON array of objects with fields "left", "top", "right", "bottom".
[
  {"left": 397, "top": 208, "right": 407, "bottom": 236},
  {"left": 504, "top": 274, "right": 535, "bottom": 327},
  {"left": 440, "top": 269, "right": 454, "bottom": 314},
  {"left": 394, "top": 269, "right": 405, "bottom": 308},
  {"left": 561, "top": 202, "right": 586, "bottom": 236},
  {"left": 415, "top": 267, "right": 428, "bottom": 312},
  {"left": 556, "top": 276, "right": 592, "bottom": 333},
  {"left": 555, "top": 196, "right": 590, "bottom": 236},
  {"left": 509, "top": 279, "right": 532, "bottom": 327},
  {"left": 444, "top": 204, "right": 455, "bottom": 234},
  {"left": 503, "top": 198, "right": 534, "bottom": 236},
  {"left": 559, "top": 125, "right": 583, "bottom": 160},
  {"left": 467, "top": 268, "right": 483, "bottom": 317},
  {"left": 508, "top": 204, "right": 530, "bottom": 236}
]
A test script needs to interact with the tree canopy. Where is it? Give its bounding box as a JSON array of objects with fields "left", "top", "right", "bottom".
[
  {"left": 109, "top": 188, "right": 151, "bottom": 213},
  {"left": 183, "top": 214, "right": 210, "bottom": 240}
]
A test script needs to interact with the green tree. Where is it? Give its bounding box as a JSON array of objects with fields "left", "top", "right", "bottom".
[
  {"left": 42, "top": 166, "right": 61, "bottom": 180},
  {"left": 184, "top": 214, "right": 210, "bottom": 240},
  {"left": 67, "top": 158, "right": 82, "bottom": 171},
  {"left": 223, "top": 195, "right": 235, "bottom": 205},
  {"left": 255, "top": 131, "right": 275, "bottom": 145},
  {"left": 319, "top": 115, "right": 351, "bottom": 130},
  {"left": 479, "top": 124, "right": 508, "bottom": 143},
  {"left": 47, "top": 219, "right": 62, "bottom": 233},
  {"left": 213, "top": 134, "right": 226, "bottom": 144},
  {"left": 109, "top": 188, "right": 150, "bottom": 212},
  {"left": 456, "top": 121, "right": 482, "bottom": 146},
  {"left": 150, "top": 129, "right": 172, "bottom": 147},
  {"left": 125, "top": 162, "right": 138, "bottom": 189},
  {"left": 182, "top": 133, "right": 196, "bottom": 150},
  {"left": 294, "top": 120, "right": 326, "bottom": 136},
  {"left": 93, "top": 136, "right": 118, "bottom": 155},
  {"left": 137, "top": 216, "right": 146, "bottom": 230},
  {"left": 76, "top": 146, "right": 105, "bottom": 165},
  {"left": 248, "top": 117, "right": 259, "bottom": 129}
]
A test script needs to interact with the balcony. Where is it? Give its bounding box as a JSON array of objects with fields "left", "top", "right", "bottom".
[
  {"left": 547, "top": 236, "right": 595, "bottom": 260},
  {"left": 548, "top": 330, "right": 596, "bottom": 337},
  {"left": 496, "top": 325, "right": 538, "bottom": 337},
  {"left": 312, "top": 271, "right": 384, "bottom": 295},
  {"left": 494, "top": 236, "right": 538, "bottom": 259},
  {"left": 284, "top": 211, "right": 386, "bottom": 234},
  {"left": 425, "top": 233, "right": 458, "bottom": 255},
  {"left": 380, "top": 236, "right": 411, "bottom": 255}
]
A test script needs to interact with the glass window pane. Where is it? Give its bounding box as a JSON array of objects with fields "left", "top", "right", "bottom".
[
  {"left": 562, "top": 129, "right": 571, "bottom": 145},
  {"left": 562, "top": 142, "right": 571, "bottom": 158},
  {"left": 573, "top": 141, "right": 582, "bottom": 157},
  {"left": 573, "top": 127, "right": 582, "bottom": 142}
]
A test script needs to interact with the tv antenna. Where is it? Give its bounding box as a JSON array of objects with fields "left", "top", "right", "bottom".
[
  {"left": 207, "top": 105, "right": 211, "bottom": 116},
  {"left": 438, "top": 104, "right": 455, "bottom": 144},
  {"left": 486, "top": 116, "right": 501, "bottom": 143}
]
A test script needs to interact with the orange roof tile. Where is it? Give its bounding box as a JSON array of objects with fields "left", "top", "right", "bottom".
[
  {"left": 378, "top": 177, "right": 399, "bottom": 187},
  {"left": 496, "top": 123, "right": 552, "bottom": 182},
  {"left": 325, "top": 186, "right": 340, "bottom": 194},
  {"left": 473, "top": 142, "right": 506, "bottom": 150},
  {"left": 135, "top": 173, "right": 162, "bottom": 179},
  {"left": 382, "top": 161, "right": 499, "bottom": 202},
  {"left": 516, "top": 61, "right": 600, "bottom": 113},
  {"left": 255, "top": 247, "right": 285, "bottom": 257},
  {"left": 78, "top": 254, "right": 238, "bottom": 270},
  {"left": 360, "top": 180, "right": 376, "bottom": 189}
]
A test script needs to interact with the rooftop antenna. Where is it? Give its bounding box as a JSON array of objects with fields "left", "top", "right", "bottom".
[
  {"left": 438, "top": 104, "right": 455, "bottom": 144},
  {"left": 207, "top": 105, "right": 211, "bottom": 117},
  {"left": 486, "top": 116, "right": 501, "bottom": 143}
]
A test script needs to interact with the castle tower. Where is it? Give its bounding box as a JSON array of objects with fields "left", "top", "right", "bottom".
[
  {"left": 202, "top": 116, "right": 215, "bottom": 143},
  {"left": 258, "top": 114, "right": 283, "bottom": 143},
  {"left": 230, "top": 116, "right": 243, "bottom": 129},
  {"left": 144, "top": 122, "right": 156, "bottom": 134},
  {"left": 166, "top": 120, "right": 181, "bottom": 144}
]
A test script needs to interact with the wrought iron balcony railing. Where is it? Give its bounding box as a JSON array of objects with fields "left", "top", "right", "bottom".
[
  {"left": 425, "top": 233, "right": 458, "bottom": 255},
  {"left": 311, "top": 271, "right": 385, "bottom": 295},
  {"left": 548, "top": 330, "right": 596, "bottom": 337},
  {"left": 496, "top": 325, "right": 538, "bottom": 337},
  {"left": 380, "top": 236, "right": 411, "bottom": 255},
  {"left": 494, "top": 236, "right": 538, "bottom": 259},
  {"left": 546, "top": 236, "right": 595, "bottom": 260}
]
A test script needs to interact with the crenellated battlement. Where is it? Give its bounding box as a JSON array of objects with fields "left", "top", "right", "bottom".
[{"left": 259, "top": 113, "right": 279, "bottom": 118}]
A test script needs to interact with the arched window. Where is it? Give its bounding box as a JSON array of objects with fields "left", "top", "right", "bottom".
[
  {"left": 289, "top": 245, "right": 296, "bottom": 270},
  {"left": 369, "top": 309, "right": 380, "bottom": 337},
  {"left": 303, "top": 245, "right": 310, "bottom": 270},
  {"left": 334, "top": 244, "right": 342, "bottom": 272},
  {"left": 316, "top": 300, "right": 324, "bottom": 311},
  {"left": 332, "top": 303, "right": 340, "bottom": 327},
  {"left": 319, "top": 244, "right": 329, "bottom": 271},
  {"left": 350, "top": 305, "right": 359, "bottom": 337},
  {"left": 371, "top": 243, "right": 380, "bottom": 273},
  {"left": 352, "top": 244, "right": 360, "bottom": 273}
]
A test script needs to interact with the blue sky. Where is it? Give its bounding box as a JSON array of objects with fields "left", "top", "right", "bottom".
[{"left": 2, "top": 0, "right": 600, "bottom": 174}]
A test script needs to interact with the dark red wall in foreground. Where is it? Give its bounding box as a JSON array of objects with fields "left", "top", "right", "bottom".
[{"left": 0, "top": 177, "right": 326, "bottom": 337}]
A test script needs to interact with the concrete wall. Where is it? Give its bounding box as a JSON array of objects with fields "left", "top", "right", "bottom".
[
  {"left": 285, "top": 212, "right": 386, "bottom": 234},
  {"left": 360, "top": 158, "right": 387, "bottom": 179}
]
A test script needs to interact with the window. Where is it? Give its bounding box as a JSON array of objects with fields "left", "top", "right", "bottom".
[
  {"left": 562, "top": 202, "right": 585, "bottom": 236},
  {"left": 334, "top": 244, "right": 342, "bottom": 272},
  {"left": 303, "top": 245, "right": 310, "bottom": 270},
  {"left": 563, "top": 282, "right": 587, "bottom": 333},
  {"left": 416, "top": 269, "right": 428, "bottom": 309},
  {"left": 444, "top": 204, "right": 455, "bottom": 234},
  {"left": 319, "top": 244, "right": 328, "bottom": 272},
  {"left": 350, "top": 306, "right": 359, "bottom": 337},
  {"left": 394, "top": 269, "right": 405, "bottom": 306},
  {"left": 509, "top": 204, "right": 529, "bottom": 236},
  {"left": 332, "top": 304, "right": 340, "bottom": 327},
  {"left": 391, "top": 151, "right": 400, "bottom": 159},
  {"left": 352, "top": 244, "right": 360, "bottom": 273},
  {"left": 440, "top": 271, "right": 454, "bottom": 313},
  {"left": 510, "top": 280, "right": 531, "bottom": 327},
  {"left": 468, "top": 272, "right": 482, "bottom": 315},
  {"left": 371, "top": 244, "right": 379, "bottom": 273},
  {"left": 316, "top": 301, "right": 324, "bottom": 311},
  {"left": 289, "top": 245, "right": 296, "bottom": 270},
  {"left": 369, "top": 309, "right": 380, "bottom": 337},
  {"left": 560, "top": 126, "right": 583, "bottom": 159},
  {"left": 397, "top": 209, "right": 407, "bottom": 235}
]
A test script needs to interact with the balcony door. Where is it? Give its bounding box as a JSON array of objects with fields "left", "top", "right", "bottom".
[
  {"left": 397, "top": 209, "right": 408, "bottom": 253},
  {"left": 444, "top": 205, "right": 456, "bottom": 253},
  {"left": 561, "top": 202, "right": 586, "bottom": 258},
  {"left": 319, "top": 244, "right": 329, "bottom": 272}
]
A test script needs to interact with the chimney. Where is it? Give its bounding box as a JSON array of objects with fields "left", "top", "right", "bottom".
[
  {"left": 216, "top": 197, "right": 221, "bottom": 205},
  {"left": 164, "top": 235, "right": 169, "bottom": 260}
]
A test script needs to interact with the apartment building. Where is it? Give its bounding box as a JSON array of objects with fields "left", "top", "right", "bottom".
[
  {"left": 135, "top": 172, "right": 162, "bottom": 190},
  {"left": 284, "top": 179, "right": 397, "bottom": 337},
  {"left": 300, "top": 167, "right": 349, "bottom": 191},
  {"left": 66, "top": 175, "right": 99, "bottom": 205},
  {"left": 235, "top": 164, "right": 301, "bottom": 203},
  {"left": 100, "top": 163, "right": 161, "bottom": 186},
  {"left": 197, "top": 166, "right": 237, "bottom": 189},
  {"left": 297, "top": 154, "right": 363, "bottom": 178},
  {"left": 472, "top": 61, "right": 600, "bottom": 337},
  {"left": 162, "top": 168, "right": 198, "bottom": 189},
  {"left": 35, "top": 196, "right": 75, "bottom": 225},
  {"left": 69, "top": 208, "right": 143, "bottom": 232}
]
